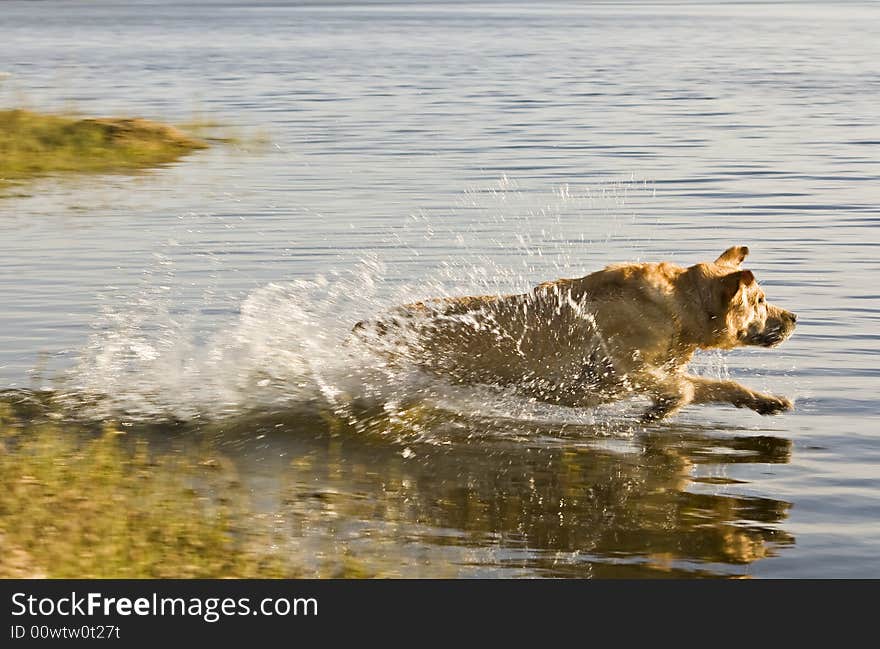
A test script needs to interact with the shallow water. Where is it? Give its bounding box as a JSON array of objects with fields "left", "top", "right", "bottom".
[{"left": 1, "top": 0, "right": 879, "bottom": 577}]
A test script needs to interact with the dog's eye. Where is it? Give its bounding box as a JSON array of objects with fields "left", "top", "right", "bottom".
[{"left": 758, "top": 296, "right": 765, "bottom": 304}]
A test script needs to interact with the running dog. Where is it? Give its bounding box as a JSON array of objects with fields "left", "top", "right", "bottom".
[{"left": 354, "top": 246, "right": 797, "bottom": 421}]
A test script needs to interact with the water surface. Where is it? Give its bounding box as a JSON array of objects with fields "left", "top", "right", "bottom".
[{"left": 1, "top": 1, "right": 879, "bottom": 577}]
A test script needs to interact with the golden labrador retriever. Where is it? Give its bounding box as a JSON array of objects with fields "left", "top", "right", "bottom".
[{"left": 354, "top": 246, "right": 797, "bottom": 421}]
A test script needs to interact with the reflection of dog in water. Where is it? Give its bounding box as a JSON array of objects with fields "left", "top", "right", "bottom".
[{"left": 355, "top": 246, "right": 797, "bottom": 421}]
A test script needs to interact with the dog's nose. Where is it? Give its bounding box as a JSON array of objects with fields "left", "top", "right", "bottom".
[{"left": 789, "top": 312, "right": 798, "bottom": 323}]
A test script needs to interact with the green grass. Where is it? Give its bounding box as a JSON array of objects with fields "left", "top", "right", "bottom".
[
  {"left": 0, "top": 402, "right": 295, "bottom": 578},
  {"left": 0, "top": 108, "right": 207, "bottom": 191}
]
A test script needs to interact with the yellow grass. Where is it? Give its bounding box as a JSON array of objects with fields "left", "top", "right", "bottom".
[
  {"left": 0, "top": 108, "right": 207, "bottom": 191},
  {"left": 0, "top": 402, "right": 293, "bottom": 578}
]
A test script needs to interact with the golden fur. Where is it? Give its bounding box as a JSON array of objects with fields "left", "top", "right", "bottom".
[{"left": 355, "top": 246, "right": 797, "bottom": 421}]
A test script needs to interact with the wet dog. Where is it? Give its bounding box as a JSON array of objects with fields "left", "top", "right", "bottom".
[{"left": 354, "top": 246, "right": 797, "bottom": 421}]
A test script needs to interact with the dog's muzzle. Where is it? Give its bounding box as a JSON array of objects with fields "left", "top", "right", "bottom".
[{"left": 754, "top": 310, "right": 797, "bottom": 347}]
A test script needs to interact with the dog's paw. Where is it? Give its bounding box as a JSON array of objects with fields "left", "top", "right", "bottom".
[{"left": 751, "top": 394, "right": 794, "bottom": 415}]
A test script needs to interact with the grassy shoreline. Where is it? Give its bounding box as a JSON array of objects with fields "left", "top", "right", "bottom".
[
  {"left": 0, "top": 108, "right": 207, "bottom": 192},
  {"left": 0, "top": 400, "right": 296, "bottom": 578}
]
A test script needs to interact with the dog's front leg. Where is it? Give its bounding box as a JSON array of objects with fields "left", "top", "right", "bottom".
[
  {"left": 688, "top": 376, "right": 793, "bottom": 415},
  {"left": 640, "top": 375, "right": 696, "bottom": 422},
  {"left": 640, "top": 375, "right": 793, "bottom": 421}
]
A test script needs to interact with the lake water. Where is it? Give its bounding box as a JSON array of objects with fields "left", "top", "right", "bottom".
[{"left": 1, "top": 0, "right": 878, "bottom": 577}]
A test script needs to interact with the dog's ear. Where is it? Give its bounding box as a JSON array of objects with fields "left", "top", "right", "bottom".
[
  {"left": 720, "top": 269, "right": 755, "bottom": 302},
  {"left": 715, "top": 245, "right": 750, "bottom": 268}
]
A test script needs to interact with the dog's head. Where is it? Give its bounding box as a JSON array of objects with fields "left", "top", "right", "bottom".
[{"left": 698, "top": 246, "right": 797, "bottom": 349}]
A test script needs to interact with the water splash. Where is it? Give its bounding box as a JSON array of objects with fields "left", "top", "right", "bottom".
[{"left": 61, "top": 176, "right": 657, "bottom": 433}]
